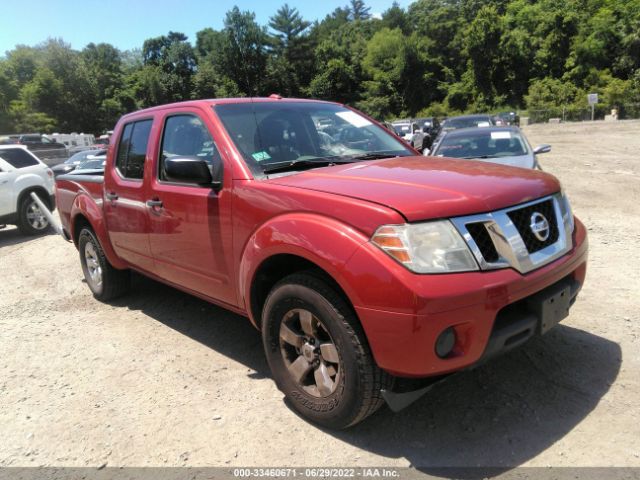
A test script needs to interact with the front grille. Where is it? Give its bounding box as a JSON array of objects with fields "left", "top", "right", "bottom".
[
  {"left": 507, "top": 199, "right": 559, "bottom": 253},
  {"left": 466, "top": 222, "right": 500, "bottom": 263}
]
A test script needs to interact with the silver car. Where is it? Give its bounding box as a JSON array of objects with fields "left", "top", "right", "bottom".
[{"left": 429, "top": 126, "right": 550, "bottom": 169}]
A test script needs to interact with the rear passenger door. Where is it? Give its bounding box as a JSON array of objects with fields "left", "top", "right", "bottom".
[
  {"left": 104, "top": 118, "right": 155, "bottom": 272},
  {"left": 146, "top": 108, "right": 236, "bottom": 307}
]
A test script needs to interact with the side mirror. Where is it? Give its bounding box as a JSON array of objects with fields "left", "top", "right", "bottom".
[
  {"left": 164, "top": 157, "right": 220, "bottom": 188},
  {"left": 533, "top": 144, "right": 551, "bottom": 154}
]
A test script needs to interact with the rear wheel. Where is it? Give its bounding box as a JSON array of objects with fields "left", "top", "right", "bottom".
[
  {"left": 262, "top": 272, "right": 390, "bottom": 429},
  {"left": 78, "top": 228, "right": 130, "bottom": 301},
  {"left": 17, "top": 195, "right": 50, "bottom": 235}
]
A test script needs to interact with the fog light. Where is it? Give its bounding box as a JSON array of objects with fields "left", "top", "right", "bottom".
[{"left": 435, "top": 327, "right": 456, "bottom": 358}]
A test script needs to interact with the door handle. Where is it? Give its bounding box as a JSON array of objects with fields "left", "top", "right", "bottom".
[
  {"left": 146, "top": 199, "right": 163, "bottom": 208},
  {"left": 105, "top": 191, "right": 118, "bottom": 201}
]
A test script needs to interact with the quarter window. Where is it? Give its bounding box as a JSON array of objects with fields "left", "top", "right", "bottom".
[
  {"left": 0, "top": 148, "right": 39, "bottom": 168},
  {"left": 115, "top": 119, "right": 152, "bottom": 179}
]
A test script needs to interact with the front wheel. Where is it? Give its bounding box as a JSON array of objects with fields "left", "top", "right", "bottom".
[
  {"left": 78, "top": 228, "right": 130, "bottom": 301},
  {"left": 262, "top": 272, "right": 390, "bottom": 428}
]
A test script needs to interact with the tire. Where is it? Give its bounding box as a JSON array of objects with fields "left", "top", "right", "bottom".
[
  {"left": 17, "top": 194, "right": 51, "bottom": 235},
  {"left": 262, "top": 272, "right": 391, "bottom": 428},
  {"left": 78, "top": 227, "right": 130, "bottom": 301}
]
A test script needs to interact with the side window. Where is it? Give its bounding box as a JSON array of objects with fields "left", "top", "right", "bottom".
[
  {"left": 159, "top": 114, "right": 219, "bottom": 182},
  {"left": 115, "top": 123, "right": 133, "bottom": 175},
  {"left": 0, "top": 149, "right": 39, "bottom": 168},
  {"left": 115, "top": 119, "right": 152, "bottom": 180}
]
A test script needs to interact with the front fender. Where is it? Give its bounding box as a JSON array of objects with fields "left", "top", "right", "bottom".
[
  {"left": 70, "top": 192, "right": 128, "bottom": 270},
  {"left": 239, "top": 213, "right": 370, "bottom": 324}
]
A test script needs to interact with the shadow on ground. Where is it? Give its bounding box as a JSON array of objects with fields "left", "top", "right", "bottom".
[
  {"left": 117, "top": 274, "right": 621, "bottom": 474},
  {"left": 0, "top": 226, "right": 55, "bottom": 248}
]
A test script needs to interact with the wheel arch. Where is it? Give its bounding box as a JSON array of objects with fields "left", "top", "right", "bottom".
[
  {"left": 249, "top": 254, "right": 355, "bottom": 330},
  {"left": 16, "top": 185, "right": 52, "bottom": 212},
  {"left": 70, "top": 195, "right": 128, "bottom": 269},
  {"left": 240, "top": 213, "right": 369, "bottom": 329}
]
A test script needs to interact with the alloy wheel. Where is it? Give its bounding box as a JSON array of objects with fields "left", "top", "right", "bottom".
[
  {"left": 84, "top": 242, "right": 103, "bottom": 290},
  {"left": 26, "top": 201, "right": 49, "bottom": 230},
  {"left": 279, "top": 308, "right": 342, "bottom": 397}
]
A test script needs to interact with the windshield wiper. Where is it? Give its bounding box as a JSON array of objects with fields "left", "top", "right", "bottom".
[
  {"left": 462, "top": 155, "right": 500, "bottom": 159},
  {"left": 345, "top": 152, "right": 404, "bottom": 161},
  {"left": 262, "top": 158, "right": 354, "bottom": 174}
]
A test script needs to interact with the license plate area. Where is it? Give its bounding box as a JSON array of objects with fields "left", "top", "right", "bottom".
[{"left": 526, "top": 282, "right": 572, "bottom": 335}]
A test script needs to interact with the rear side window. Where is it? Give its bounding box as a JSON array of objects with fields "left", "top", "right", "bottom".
[
  {"left": 0, "top": 148, "right": 39, "bottom": 168},
  {"left": 115, "top": 119, "right": 152, "bottom": 179}
]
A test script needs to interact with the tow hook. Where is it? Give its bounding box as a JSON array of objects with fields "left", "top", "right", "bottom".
[{"left": 29, "top": 192, "right": 71, "bottom": 242}]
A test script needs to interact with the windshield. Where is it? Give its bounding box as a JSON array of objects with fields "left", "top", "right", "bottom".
[
  {"left": 443, "top": 117, "right": 493, "bottom": 130},
  {"left": 65, "top": 149, "right": 106, "bottom": 164},
  {"left": 214, "top": 102, "right": 413, "bottom": 175},
  {"left": 434, "top": 130, "right": 529, "bottom": 159}
]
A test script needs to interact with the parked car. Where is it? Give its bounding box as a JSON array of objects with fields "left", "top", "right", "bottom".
[
  {"left": 16, "top": 134, "right": 68, "bottom": 163},
  {"left": 0, "top": 145, "right": 55, "bottom": 234},
  {"left": 54, "top": 97, "right": 587, "bottom": 429},
  {"left": 429, "top": 126, "right": 551, "bottom": 169},
  {"left": 0, "top": 136, "right": 20, "bottom": 145},
  {"left": 391, "top": 120, "right": 430, "bottom": 151},
  {"left": 51, "top": 149, "right": 107, "bottom": 177},
  {"left": 413, "top": 117, "right": 441, "bottom": 152},
  {"left": 70, "top": 156, "right": 107, "bottom": 175},
  {"left": 440, "top": 114, "right": 495, "bottom": 132},
  {"left": 497, "top": 111, "right": 520, "bottom": 126}
]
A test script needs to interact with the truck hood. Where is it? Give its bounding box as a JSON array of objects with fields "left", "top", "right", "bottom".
[{"left": 267, "top": 156, "right": 560, "bottom": 221}]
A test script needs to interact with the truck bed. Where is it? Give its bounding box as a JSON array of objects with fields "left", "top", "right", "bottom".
[{"left": 55, "top": 173, "right": 104, "bottom": 239}]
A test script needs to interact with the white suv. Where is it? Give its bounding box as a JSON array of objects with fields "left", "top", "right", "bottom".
[{"left": 0, "top": 145, "right": 56, "bottom": 235}]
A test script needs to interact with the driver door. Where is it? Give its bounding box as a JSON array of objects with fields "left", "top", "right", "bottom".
[{"left": 147, "top": 109, "right": 236, "bottom": 307}]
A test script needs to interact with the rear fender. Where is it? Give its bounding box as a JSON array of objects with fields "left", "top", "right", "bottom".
[
  {"left": 13, "top": 172, "right": 50, "bottom": 211},
  {"left": 70, "top": 192, "right": 127, "bottom": 270},
  {"left": 239, "top": 213, "right": 370, "bottom": 325}
]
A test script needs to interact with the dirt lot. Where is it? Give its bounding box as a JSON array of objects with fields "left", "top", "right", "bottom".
[{"left": 0, "top": 120, "right": 639, "bottom": 470}]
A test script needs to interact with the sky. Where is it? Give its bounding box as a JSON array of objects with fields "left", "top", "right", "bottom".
[{"left": 1, "top": 0, "right": 412, "bottom": 55}]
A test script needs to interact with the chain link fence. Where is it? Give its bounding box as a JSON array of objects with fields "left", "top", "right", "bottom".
[{"left": 526, "top": 103, "right": 640, "bottom": 124}]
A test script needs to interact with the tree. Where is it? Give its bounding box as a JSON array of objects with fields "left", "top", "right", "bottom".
[
  {"left": 267, "top": 4, "right": 313, "bottom": 96},
  {"left": 217, "top": 7, "right": 269, "bottom": 95},
  {"left": 141, "top": 32, "right": 196, "bottom": 102},
  {"left": 350, "top": 0, "right": 371, "bottom": 21},
  {"left": 381, "top": 2, "right": 411, "bottom": 36},
  {"left": 462, "top": 5, "right": 505, "bottom": 107}
]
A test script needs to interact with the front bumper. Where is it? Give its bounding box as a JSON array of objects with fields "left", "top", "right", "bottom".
[{"left": 341, "top": 218, "right": 588, "bottom": 377}]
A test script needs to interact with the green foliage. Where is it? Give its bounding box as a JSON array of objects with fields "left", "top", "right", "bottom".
[{"left": 1, "top": 0, "right": 639, "bottom": 134}]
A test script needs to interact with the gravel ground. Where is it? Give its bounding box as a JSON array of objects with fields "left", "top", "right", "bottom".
[{"left": 0, "top": 120, "right": 638, "bottom": 470}]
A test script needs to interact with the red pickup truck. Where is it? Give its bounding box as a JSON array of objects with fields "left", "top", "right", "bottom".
[{"left": 55, "top": 98, "right": 588, "bottom": 428}]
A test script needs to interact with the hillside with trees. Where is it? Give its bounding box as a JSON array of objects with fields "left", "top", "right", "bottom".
[{"left": 0, "top": 0, "right": 639, "bottom": 133}]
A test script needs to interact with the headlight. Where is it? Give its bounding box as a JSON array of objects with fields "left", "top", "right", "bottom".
[
  {"left": 371, "top": 221, "right": 479, "bottom": 273},
  {"left": 560, "top": 189, "right": 575, "bottom": 233}
]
